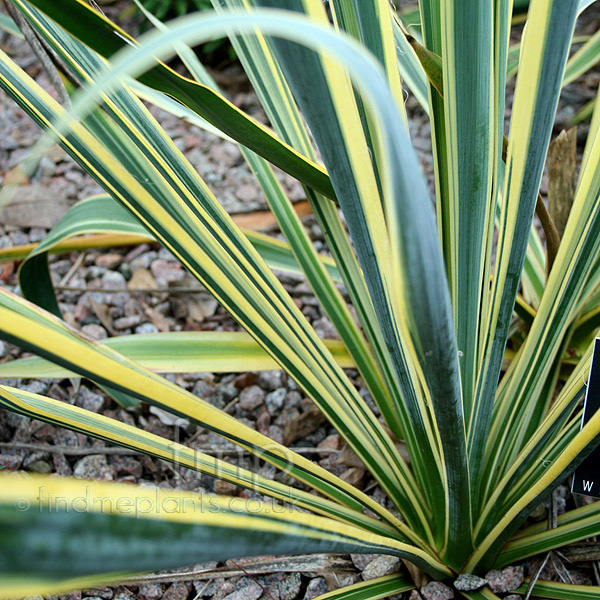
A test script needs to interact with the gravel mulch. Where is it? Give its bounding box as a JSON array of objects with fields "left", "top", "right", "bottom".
[{"left": 1, "top": 2, "right": 600, "bottom": 599}]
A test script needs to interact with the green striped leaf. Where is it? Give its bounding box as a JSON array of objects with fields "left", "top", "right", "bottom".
[
  {"left": 0, "top": 13, "right": 23, "bottom": 37},
  {"left": 0, "top": 473, "right": 451, "bottom": 597},
  {"left": 564, "top": 29, "right": 600, "bottom": 87},
  {"left": 253, "top": 0, "right": 447, "bottom": 546},
  {"left": 482, "top": 79, "right": 600, "bottom": 496},
  {"left": 439, "top": 0, "right": 495, "bottom": 424},
  {"left": 212, "top": 0, "right": 416, "bottom": 499},
  {"left": 515, "top": 580, "right": 600, "bottom": 600},
  {"left": 0, "top": 384, "right": 394, "bottom": 536},
  {"left": 0, "top": 9, "right": 416, "bottom": 535},
  {"left": 0, "top": 331, "right": 354, "bottom": 377},
  {"left": 310, "top": 574, "right": 414, "bottom": 600},
  {"left": 470, "top": 0, "right": 579, "bottom": 505},
  {"left": 16, "top": 193, "right": 341, "bottom": 316},
  {"left": 0, "top": 288, "right": 414, "bottom": 542},
  {"left": 11, "top": 0, "right": 419, "bottom": 528},
  {"left": 24, "top": 0, "right": 337, "bottom": 200}
]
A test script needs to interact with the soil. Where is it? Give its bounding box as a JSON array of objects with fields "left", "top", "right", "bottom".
[{"left": 0, "top": 2, "right": 599, "bottom": 600}]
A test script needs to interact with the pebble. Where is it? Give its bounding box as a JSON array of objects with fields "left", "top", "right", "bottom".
[
  {"left": 83, "top": 590, "right": 113, "bottom": 600},
  {"left": 86, "top": 266, "right": 107, "bottom": 280},
  {"left": 258, "top": 370, "right": 284, "bottom": 391},
  {"left": 279, "top": 573, "right": 302, "bottom": 600},
  {"left": 110, "top": 455, "right": 143, "bottom": 479},
  {"left": 151, "top": 259, "right": 185, "bottom": 286},
  {"left": 53, "top": 453, "right": 72, "bottom": 476},
  {"left": 504, "top": 596, "right": 521, "bottom": 600},
  {"left": 135, "top": 322, "right": 159, "bottom": 334},
  {"left": 76, "top": 386, "right": 105, "bottom": 413},
  {"left": 235, "top": 183, "right": 260, "bottom": 202},
  {"left": 420, "top": 582, "right": 454, "bottom": 600},
  {"left": 453, "top": 574, "right": 487, "bottom": 592},
  {"left": 0, "top": 340, "right": 8, "bottom": 358},
  {"left": 409, "top": 591, "right": 423, "bottom": 600},
  {"left": 213, "top": 480, "right": 238, "bottom": 495},
  {"left": 485, "top": 566, "right": 524, "bottom": 594},
  {"left": 304, "top": 577, "right": 327, "bottom": 600},
  {"left": 95, "top": 253, "right": 122, "bottom": 270},
  {"left": 361, "top": 555, "right": 400, "bottom": 580},
  {"left": 130, "top": 250, "right": 158, "bottom": 270},
  {"left": 114, "top": 315, "right": 143, "bottom": 330},
  {"left": 101, "top": 270, "right": 127, "bottom": 290},
  {"left": 53, "top": 428, "right": 80, "bottom": 447},
  {"left": 73, "top": 454, "right": 114, "bottom": 480},
  {"left": 163, "top": 583, "right": 190, "bottom": 600},
  {"left": 218, "top": 382, "right": 239, "bottom": 404},
  {"left": 0, "top": 453, "right": 23, "bottom": 470},
  {"left": 239, "top": 385, "right": 265, "bottom": 411},
  {"left": 28, "top": 227, "right": 47, "bottom": 242},
  {"left": 313, "top": 316, "right": 339, "bottom": 339},
  {"left": 25, "top": 459, "right": 52, "bottom": 474},
  {"left": 81, "top": 323, "right": 108, "bottom": 340},
  {"left": 136, "top": 583, "right": 163, "bottom": 600},
  {"left": 19, "top": 380, "right": 49, "bottom": 395},
  {"left": 222, "top": 580, "right": 263, "bottom": 600},
  {"left": 265, "top": 388, "right": 286, "bottom": 414}
]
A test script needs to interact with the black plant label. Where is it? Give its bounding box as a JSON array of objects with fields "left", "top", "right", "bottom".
[{"left": 572, "top": 338, "right": 600, "bottom": 498}]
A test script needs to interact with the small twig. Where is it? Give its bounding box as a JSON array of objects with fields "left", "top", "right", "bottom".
[
  {"left": 0, "top": 442, "right": 141, "bottom": 456},
  {"left": 59, "top": 252, "right": 86, "bottom": 287},
  {"left": 191, "top": 579, "right": 212, "bottom": 600},
  {"left": 1, "top": 0, "right": 70, "bottom": 105},
  {"left": 118, "top": 554, "right": 355, "bottom": 586},
  {"left": 524, "top": 553, "right": 550, "bottom": 600},
  {"left": 55, "top": 285, "right": 204, "bottom": 294},
  {"left": 231, "top": 560, "right": 277, "bottom": 600},
  {"left": 0, "top": 441, "right": 340, "bottom": 457},
  {"left": 535, "top": 193, "right": 562, "bottom": 273},
  {"left": 548, "top": 489, "right": 558, "bottom": 530}
]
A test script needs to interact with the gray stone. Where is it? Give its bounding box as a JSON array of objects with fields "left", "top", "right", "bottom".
[
  {"left": 81, "top": 323, "right": 108, "bottom": 340},
  {"left": 86, "top": 266, "right": 107, "bottom": 280},
  {"left": 313, "top": 316, "right": 339, "bottom": 339},
  {"left": 113, "top": 315, "right": 143, "bottom": 330},
  {"left": 76, "top": 386, "right": 105, "bottom": 413},
  {"left": 130, "top": 251, "right": 158, "bottom": 270},
  {"left": 163, "top": 583, "right": 190, "bottom": 600},
  {"left": 504, "top": 596, "right": 521, "bottom": 600},
  {"left": 420, "top": 582, "right": 454, "bottom": 600},
  {"left": 0, "top": 340, "right": 8, "bottom": 358},
  {"left": 266, "top": 388, "right": 286, "bottom": 414},
  {"left": 279, "top": 573, "right": 301, "bottom": 600},
  {"left": 73, "top": 454, "right": 114, "bottom": 480},
  {"left": 135, "top": 322, "right": 159, "bottom": 334},
  {"left": 19, "top": 380, "right": 49, "bottom": 395},
  {"left": 28, "top": 228, "right": 48, "bottom": 242},
  {"left": 25, "top": 459, "right": 52, "bottom": 474},
  {"left": 258, "top": 370, "right": 284, "bottom": 391},
  {"left": 95, "top": 253, "right": 122, "bottom": 270},
  {"left": 0, "top": 453, "right": 23, "bottom": 470},
  {"left": 239, "top": 385, "right": 265, "bottom": 411},
  {"left": 101, "top": 270, "right": 127, "bottom": 290},
  {"left": 83, "top": 587, "right": 115, "bottom": 600},
  {"left": 137, "top": 583, "right": 163, "bottom": 600},
  {"left": 485, "top": 566, "right": 525, "bottom": 594},
  {"left": 193, "top": 380, "right": 216, "bottom": 402},
  {"left": 361, "top": 555, "right": 400, "bottom": 580},
  {"left": 151, "top": 259, "right": 185, "bottom": 286},
  {"left": 222, "top": 580, "right": 263, "bottom": 600},
  {"left": 304, "top": 577, "right": 327, "bottom": 600},
  {"left": 454, "top": 574, "right": 487, "bottom": 592},
  {"left": 218, "top": 382, "right": 239, "bottom": 404}
]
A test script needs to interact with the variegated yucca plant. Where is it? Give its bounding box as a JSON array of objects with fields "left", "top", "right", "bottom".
[{"left": 0, "top": 0, "right": 600, "bottom": 598}]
